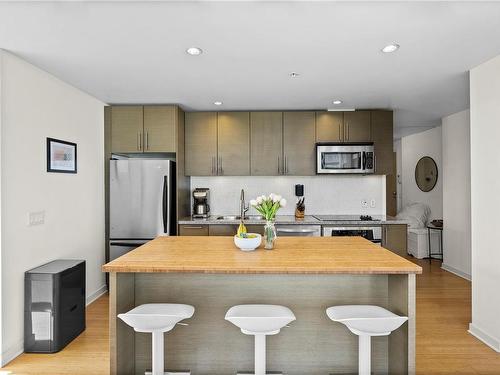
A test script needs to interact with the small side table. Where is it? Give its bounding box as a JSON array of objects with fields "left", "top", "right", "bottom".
[{"left": 427, "top": 224, "right": 443, "bottom": 263}]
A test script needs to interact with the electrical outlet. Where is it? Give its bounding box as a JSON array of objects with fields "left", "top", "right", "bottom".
[
  {"left": 370, "top": 199, "right": 376, "bottom": 208},
  {"left": 28, "top": 211, "right": 45, "bottom": 226},
  {"left": 361, "top": 199, "right": 368, "bottom": 208}
]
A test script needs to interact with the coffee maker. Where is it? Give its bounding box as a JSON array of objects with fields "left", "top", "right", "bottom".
[{"left": 192, "top": 188, "right": 210, "bottom": 218}]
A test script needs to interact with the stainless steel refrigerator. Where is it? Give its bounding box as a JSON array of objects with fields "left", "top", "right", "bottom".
[{"left": 109, "top": 158, "right": 175, "bottom": 261}]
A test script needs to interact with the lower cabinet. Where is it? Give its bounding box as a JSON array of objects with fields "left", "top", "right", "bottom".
[
  {"left": 179, "top": 224, "right": 408, "bottom": 258},
  {"left": 209, "top": 224, "right": 264, "bottom": 236},
  {"left": 179, "top": 224, "right": 265, "bottom": 236},
  {"left": 178, "top": 225, "right": 209, "bottom": 236},
  {"left": 382, "top": 225, "right": 408, "bottom": 256}
]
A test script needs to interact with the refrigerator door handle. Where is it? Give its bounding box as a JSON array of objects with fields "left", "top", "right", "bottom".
[
  {"left": 162, "top": 176, "right": 168, "bottom": 235},
  {"left": 110, "top": 242, "right": 143, "bottom": 247}
]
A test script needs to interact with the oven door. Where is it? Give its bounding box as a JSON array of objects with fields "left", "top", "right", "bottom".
[
  {"left": 322, "top": 226, "right": 382, "bottom": 244},
  {"left": 316, "top": 144, "right": 374, "bottom": 174}
]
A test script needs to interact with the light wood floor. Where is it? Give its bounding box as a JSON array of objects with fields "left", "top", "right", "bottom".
[{"left": 2, "top": 258, "right": 500, "bottom": 374}]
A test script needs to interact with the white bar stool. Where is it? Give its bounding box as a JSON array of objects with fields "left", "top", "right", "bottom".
[
  {"left": 118, "top": 303, "right": 195, "bottom": 375},
  {"left": 225, "top": 304, "right": 296, "bottom": 375},
  {"left": 326, "top": 305, "right": 407, "bottom": 375}
]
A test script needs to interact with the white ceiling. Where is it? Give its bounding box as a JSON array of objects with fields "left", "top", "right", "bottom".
[{"left": 1, "top": 1, "right": 500, "bottom": 136}]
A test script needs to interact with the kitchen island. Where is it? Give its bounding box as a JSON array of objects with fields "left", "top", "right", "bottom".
[{"left": 103, "top": 236, "right": 421, "bottom": 375}]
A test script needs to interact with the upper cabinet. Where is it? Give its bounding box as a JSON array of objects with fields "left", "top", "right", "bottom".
[
  {"left": 343, "top": 111, "right": 371, "bottom": 142},
  {"left": 143, "top": 106, "right": 177, "bottom": 152},
  {"left": 184, "top": 112, "right": 250, "bottom": 176},
  {"left": 283, "top": 112, "right": 316, "bottom": 176},
  {"left": 315, "top": 111, "right": 371, "bottom": 143},
  {"left": 316, "top": 112, "right": 343, "bottom": 142},
  {"left": 250, "top": 112, "right": 283, "bottom": 175},
  {"left": 111, "top": 106, "right": 144, "bottom": 153},
  {"left": 110, "top": 105, "right": 177, "bottom": 153},
  {"left": 217, "top": 112, "right": 250, "bottom": 175},
  {"left": 370, "top": 110, "right": 394, "bottom": 175},
  {"left": 182, "top": 109, "right": 394, "bottom": 177},
  {"left": 185, "top": 112, "right": 218, "bottom": 176}
]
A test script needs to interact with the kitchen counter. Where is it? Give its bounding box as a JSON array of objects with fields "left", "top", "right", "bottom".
[
  {"left": 102, "top": 236, "right": 421, "bottom": 274},
  {"left": 178, "top": 214, "right": 408, "bottom": 225},
  {"left": 104, "top": 236, "right": 419, "bottom": 375}
]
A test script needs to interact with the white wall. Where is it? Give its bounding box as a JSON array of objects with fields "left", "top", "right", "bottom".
[
  {"left": 0, "top": 51, "right": 106, "bottom": 364},
  {"left": 441, "top": 110, "right": 471, "bottom": 280},
  {"left": 401, "top": 126, "right": 443, "bottom": 220},
  {"left": 191, "top": 175, "right": 386, "bottom": 216},
  {"left": 469, "top": 54, "right": 500, "bottom": 352}
]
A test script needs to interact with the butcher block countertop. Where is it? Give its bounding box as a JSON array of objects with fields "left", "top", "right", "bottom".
[{"left": 102, "top": 236, "right": 422, "bottom": 275}]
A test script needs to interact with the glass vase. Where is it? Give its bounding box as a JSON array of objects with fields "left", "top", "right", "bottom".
[{"left": 264, "top": 220, "right": 277, "bottom": 250}]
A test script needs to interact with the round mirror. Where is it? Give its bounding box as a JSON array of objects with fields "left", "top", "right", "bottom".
[{"left": 415, "top": 157, "right": 438, "bottom": 192}]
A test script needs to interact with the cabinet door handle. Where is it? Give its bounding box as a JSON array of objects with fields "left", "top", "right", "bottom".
[
  {"left": 146, "top": 132, "right": 149, "bottom": 150},
  {"left": 284, "top": 156, "right": 288, "bottom": 174},
  {"left": 219, "top": 156, "right": 223, "bottom": 175},
  {"left": 137, "top": 133, "right": 140, "bottom": 151},
  {"left": 183, "top": 226, "right": 204, "bottom": 229},
  {"left": 338, "top": 123, "right": 341, "bottom": 141},
  {"left": 346, "top": 122, "right": 349, "bottom": 141},
  {"left": 277, "top": 156, "right": 280, "bottom": 174},
  {"left": 139, "top": 133, "right": 142, "bottom": 151}
]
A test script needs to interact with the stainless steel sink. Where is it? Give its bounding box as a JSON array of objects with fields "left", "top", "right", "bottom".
[
  {"left": 216, "top": 215, "right": 264, "bottom": 221},
  {"left": 216, "top": 215, "right": 241, "bottom": 220}
]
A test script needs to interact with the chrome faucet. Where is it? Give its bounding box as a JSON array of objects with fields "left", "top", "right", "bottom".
[{"left": 240, "top": 189, "right": 249, "bottom": 219}]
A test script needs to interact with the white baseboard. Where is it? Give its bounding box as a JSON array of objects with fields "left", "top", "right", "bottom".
[
  {"left": 1, "top": 285, "right": 108, "bottom": 366},
  {"left": 1, "top": 340, "right": 24, "bottom": 367},
  {"left": 469, "top": 323, "right": 500, "bottom": 352},
  {"left": 86, "top": 284, "right": 108, "bottom": 305},
  {"left": 441, "top": 263, "right": 471, "bottom": 281}
]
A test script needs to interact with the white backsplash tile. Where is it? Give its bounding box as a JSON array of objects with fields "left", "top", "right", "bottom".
[{"left": 191, "top": 175, "right": 386, "bottom": 216}]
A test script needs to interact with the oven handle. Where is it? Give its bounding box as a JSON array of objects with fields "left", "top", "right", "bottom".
[{"left": 277, "top": 228, "right": 319, "bottom": 234}]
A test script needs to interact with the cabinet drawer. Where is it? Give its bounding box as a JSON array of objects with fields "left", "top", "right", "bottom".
[
  {"left": 209, "top": 224, "right": 264, "bottom": 236},
  {"left": 179, "top": 225, "right": 209, "bottom": 236}
]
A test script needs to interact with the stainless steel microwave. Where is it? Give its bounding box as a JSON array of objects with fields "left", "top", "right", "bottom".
[{"left": 316, "top": 143, "right": 375, "bottom": 174}]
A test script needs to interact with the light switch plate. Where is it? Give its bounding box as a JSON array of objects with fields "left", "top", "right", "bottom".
[{"left": 28, "top": 211, "right": 45, "bottom": 226}]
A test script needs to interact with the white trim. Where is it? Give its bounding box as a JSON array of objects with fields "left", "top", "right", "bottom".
[
  {"left": 1, "top": 339, "right": 23, "bottom": 367},
  {"left": 1, "top": 285, "right": 107, "bottom": 366},
  {"left": 86, "top": 284, "right": 108, "bottom": 305},
  {"left": 468, "top": 323, "right": 500, "bottom": 352},
  {"left": 441, "top": 263, "right": 471, "bottom": 281},
  {"left": 0, "top": 49, "right": 4, "bottom": 366}
]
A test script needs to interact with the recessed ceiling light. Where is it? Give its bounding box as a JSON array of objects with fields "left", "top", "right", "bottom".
[
  {"left": 214, "top": 101, "right": 223, "bottom": 106},
  {"left": 381, "top": 43, "right": 400, "bottom": 53},
  {"left": 186, "top": 47, "right": 203, "bottom": 56},
  {"left": 289, "top": 72, "right": 300, "bottom": 78},
  {"left": 333, "top": 100, "right": 343, "bottom": 105}
]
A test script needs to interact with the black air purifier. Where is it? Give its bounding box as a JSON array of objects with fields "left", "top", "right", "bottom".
[{"left": 24, "top": 260, "right": 86, "bottom": 353}]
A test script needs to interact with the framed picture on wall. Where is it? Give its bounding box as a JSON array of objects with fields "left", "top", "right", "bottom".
[{"left": 46, "top": 138, "right": 77, "bottom": 173}]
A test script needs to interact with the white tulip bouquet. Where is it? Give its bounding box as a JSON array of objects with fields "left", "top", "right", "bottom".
[{"left": 250, "top": 193, "right": 287, "bottom": 221}]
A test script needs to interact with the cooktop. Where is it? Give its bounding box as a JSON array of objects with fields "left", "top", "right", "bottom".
[{"left": 313, "top": 215, "right": 381, "bottom": 222}]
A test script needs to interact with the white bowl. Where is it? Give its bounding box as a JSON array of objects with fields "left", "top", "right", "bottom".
[{"left": 234, "top": 234, "right": 262, "bottom": 251}]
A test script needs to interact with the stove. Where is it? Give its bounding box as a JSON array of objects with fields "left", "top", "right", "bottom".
[{"left": 313, "top": 215, "right": 380, "bottom": 222}]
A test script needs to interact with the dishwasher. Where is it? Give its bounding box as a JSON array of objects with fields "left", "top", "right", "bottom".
[{"left": 275, "top": 225, "right": 322, "bottom": 237}]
